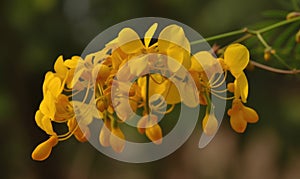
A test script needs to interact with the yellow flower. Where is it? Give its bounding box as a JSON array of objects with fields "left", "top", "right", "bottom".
[
  {"left": 31, "top": 136, "right": 58, "bottom": 161},
  {"left": 228, "top": 99, "right": 259, "bottom": 133},
  {"left": 118, "top": 23, "right": 158, "bottom": 55}
]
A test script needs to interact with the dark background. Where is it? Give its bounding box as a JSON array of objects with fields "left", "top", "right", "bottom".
[{"left": 1, "top": 0, "right": 300, "bottom": 178}]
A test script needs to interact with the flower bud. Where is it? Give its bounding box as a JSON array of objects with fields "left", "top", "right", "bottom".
[
  {"left": 109, "top": 127, "right": 125, "bottom": 153},
  {"left": 202, "top": 113, "right": 218, "bottom": 136},
  {"left": 227, "top": 83, "right": 235, "bottom": 93},
  {"left": 286, "top": 12, "right": 300, "bottom": 20},
  {"left": 99, "top": 119, "right": 111, "bottom": 147}
]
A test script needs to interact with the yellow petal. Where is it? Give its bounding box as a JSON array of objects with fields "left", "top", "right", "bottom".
[
  {"left": 158, "top": 24, "right": 191, "bottom": 70},
  {"left": 54, "top": 55, "right": 68, "bottom": 77},
  {"left": 163, "top": 81, "right": 181, "bottom": 104},
  {"left": 190, "top": 51, "right": 216, "bottom": 72},
  {"left": 242, "top": 105, "right": 259, "bottom": 123},
  {"left": 109, "top": 127, "right": 125, "bottom": 153},
  {"left": 158, "top": 24, "right": 190, "bottom": 53},
  {"left": 48, "top": 77, "right": 62, "bottom": 98},
  {"left": 31, "top": 136, "right": 58, "bottom": 161},
  {"left": 224, "top": 44, "right": 249, "bottom": 78},
  {"left": 144, "top": 23, "right": 158, "bottom": 48},
  {"left": 118, "top": 28, "right": 144, "bottom": 54},
  {"left": 35, "top": 110, "right": 55, "bottom": 135},
  {"left": 230, "top": 110, "right": 247, "bottom": 133},
  {"left": 35, "top": 110, "right": 44, "bottom": 130},
  {"left": 39, "top": 91, "right": 56, "bottom": 119},
  {"left": 99, "top": 119, "right": 111, "bottom": 147},
  {"left": 137, "top": 115, "right": 148, "bottom": 134},
  {"left": 42, "top": 72, "right": 55, "bottom": 96},
  {"left": 70, "top": 68, "right": 84, "bottom": 88},
  {"left": 128, "top": 55, "right": 148, "bottom": 76},
  {"left": 202, "top": 113, "right": 218, "bottom": 136},
  {"left": 64, "top": 56, "right": 82, "bottom": 69},
  {"left": 145, "top": 117, "right": 162, "bottom": 144},
  {"left": 178, "top": 79, "right": 199, "bottom": 108},
  {"left": 138, "top": 75, "right": 167, "bottom": 102},
  {"left": 41, "top": 115, "right": 55, "bottom": 135},
  {"left": 234, "top": 72, "right": 248, "bottom": 103},
  {"left": 166, "top": 47, "right": 191, "bottom": 72},
  {"left": 93, "top": 64, "right": 110, "bottom": 84},
  {"left": 74, "top": 125, "right": 89, "bottom": 142}
]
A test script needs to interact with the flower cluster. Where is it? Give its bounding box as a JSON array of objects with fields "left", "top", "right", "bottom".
[{"left": 32, "top": 23, "right": 259, "bottom": 161}]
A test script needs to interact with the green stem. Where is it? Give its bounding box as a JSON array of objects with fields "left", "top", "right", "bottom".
[
  {"left": 190, "top": 28, "right": 247, "bottom": 45},
  {"left": 191, "top": 16, "right": 300, "bottom": 45},
  {"left": 258, "top": 16, "right": 300, "bottom": 33},
  {"left": 145, "top": 74, "right": 150, "bottom": 115}
]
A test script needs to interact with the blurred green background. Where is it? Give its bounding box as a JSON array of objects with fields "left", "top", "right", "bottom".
[{"left": 1, "top": 0, "right": 300, "bottom": 178}]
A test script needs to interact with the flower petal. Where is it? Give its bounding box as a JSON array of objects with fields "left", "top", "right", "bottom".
[
  {"left": 234, "top": 72, "right": 248, "bottom": 103},
  {"left": 144, "top": 23, "right": 158, "bottom": 48},
  {"left": 242, "top": 105, "right": 259, "bottom": 123},
  {"left": 145, "top": 116, "right": 162, "bottom": 144},
  {"left": 110, "top": 127, "right": 125, "bottom": 153},
  {"left": 40, "top": 91, "right": 56, "bottom": 119},
  {"left": 118, "top": 28, "right": 144, "bottom": 54},
  {"left": 224, "top": 44, "right": 249, "bottom": 78},
  {"left": 31, "top": 136, "right": 58, "bottom": 161},
  {"left": 54, "top": 55, "right": 68, "bottom": 77},
  {"left": 158, "top": 24, "right": 190, "bottom": 53},
  {"left": 99, "top": 120, "right": 111, "bottom": 147},
  {"left": 230, "top": 110, "right": 247, "bottom": 133}
]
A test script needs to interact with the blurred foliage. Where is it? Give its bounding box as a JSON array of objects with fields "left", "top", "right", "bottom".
[{"left": 1, "top": 0, "right": 300, "bottom": 178}]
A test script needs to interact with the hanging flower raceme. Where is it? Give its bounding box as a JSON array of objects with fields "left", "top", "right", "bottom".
[{"left": 32, "top": 22, "right": 259, "bottom": 161}]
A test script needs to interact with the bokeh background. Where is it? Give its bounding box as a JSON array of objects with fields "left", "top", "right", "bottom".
[{"left": 1, "top": 0, "right": 300, "bottom": 178}]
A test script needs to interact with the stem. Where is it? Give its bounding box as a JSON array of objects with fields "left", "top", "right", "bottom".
[
  {"left": 191, "top": 16, "right": 300, "bottom": 45},
  {"left": 250, "top": 60, "right": 300, "bottom": 74},
  {"left": 190, "top": 28, "right": 247, "bottom": 45},
  {"left": 258, "top": 16, "right": 300, "bottom": 33},
  {"left": 145, "top": 74, "right": 150, "bottom": 114}
]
